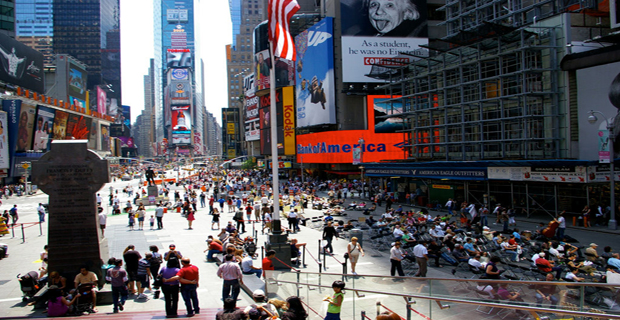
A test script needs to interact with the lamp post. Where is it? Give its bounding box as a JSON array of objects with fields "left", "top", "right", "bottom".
[
  {"left": 300, "top": 156, "right": 304, "bottom": 185},
  {"left": 588, "top": 110, "right": 617, "bottom": 230},
  {"left": 359, "top": 166, "right": 365, "bottom": 199}
]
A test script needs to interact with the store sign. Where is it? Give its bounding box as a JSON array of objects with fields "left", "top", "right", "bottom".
[{"left": 365, "top": 168, "right": 487, "bottom": 180}]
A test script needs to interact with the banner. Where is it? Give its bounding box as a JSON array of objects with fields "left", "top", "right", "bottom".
[
  {"left": 52, "top": 110, "right": 68, "bottom": 140},
  {"left": 340, "top": 0, "right": 428, "bottom": 83},
  {"left": 16, "top": 103, "right": 36, "bottom": 152},
  {"left": 282, "top": 86, "right": 295, "bottom": 154},
  {"left": 0, "top": 112, "right": 9, "bottom": 169},
  {"left": 96, "top": 86, "right": 107, "bottom": 115},
  {"left": 33, "top": 105, "right": 55, "bottom": 152},
  {"left": 101, "top": 124, "right": 110, "bottom": 151},
  {"left": 193, "top": 131, "right": 203, "bottom": 155},
  {"left": 0, "top": 33, "right": 45, "bottom": 93},
  {"left": 598, "top": 130, "right": 610, "bottom": 163},
  {"left": 295, "top": 17, "right": 336, "bottom": 127},
  {"left": 1, "top": 100, "right": 20, "bottom": 172},
  {"left": 254, "top": 49, "right": 294, "bottom": 91}
]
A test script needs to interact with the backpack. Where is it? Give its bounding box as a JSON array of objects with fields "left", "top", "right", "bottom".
[{"left": 9, "top": 208, "right": 16, "bottom": 216}]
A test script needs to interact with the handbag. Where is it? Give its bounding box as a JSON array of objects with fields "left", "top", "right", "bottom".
[{"left": 153, "top": 274, "right": 164, "bottom": 288}]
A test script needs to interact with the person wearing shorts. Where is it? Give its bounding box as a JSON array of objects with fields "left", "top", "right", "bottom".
[
  {"left": 347, "top": 237, "right": 364, "bottom": 275},
  {"left": 136, "top": 253, "right": 152, "bottom": 299}
]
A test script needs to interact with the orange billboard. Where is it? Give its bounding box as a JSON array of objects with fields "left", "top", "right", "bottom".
[{"left": 296, "top": 95, "right": 406, "bottom": 164}]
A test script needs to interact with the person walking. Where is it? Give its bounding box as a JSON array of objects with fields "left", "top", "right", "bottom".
[
  {"left": 165, "top": 257, "right": 200, "bottom": 317},
  {"left": 413, "top": 241, "right": 429, "bottom": 277},
  {"left": 322, "top": 221, "right": 338, "bottom": 254},
  {"left": 155, "top": 203, "right": 164, "bottom": 230},
  {"left": 346, "top": 237, "right": 364, "bottom": 275},
  {"left": 136, "top": 204, "right": 146, "bottom": 230},
  {"left": 37, "top": 203, "right": 46, "bottom": 223},
  {"left": 390, "top": 241, "right": 405, "bottom": 277},
  {"left": 217, "top": 254, "right": 244, "bottom": 301},
  {"left": 187, "top": 209, "right": 195, "bottom": 230},
  {"left": 105, "top": 258, "right": 128, "bottom": 313},
  {"left": 323, "top": 281, "right": 345, "bottom": 320},
  {"left": 9, "top": 205, "right": 18, "bottom": 226},
  {"left": 160, "top": 259, "right": 181, "bottom": 318}
]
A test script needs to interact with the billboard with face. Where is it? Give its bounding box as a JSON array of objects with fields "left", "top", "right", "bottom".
[
  {"left": 101, "top": 124, "right": 110, "bottom": 151},
  {"left": 122, "top": 105, "right": 131, "bottom": 129},
  {"left": 16, "top": 103, "right": 36, "bottom": 152},
  {"left": 0, "top": 33, "right": 45, "bottom": 93},
  {"left": 33, "top": 106, "right": 55, "bottom": 152},
  {"left": 68, "top": 63, "right": 87, "bottom": 100},
  {"left": 295, "top": 18, "right": 336, "bottom": 127},
  {"left": 254, "top": 49, "right": 295, "bottom": 91},
  {"left": 340, "top": 0, "right": 428, "bottom": 83}
]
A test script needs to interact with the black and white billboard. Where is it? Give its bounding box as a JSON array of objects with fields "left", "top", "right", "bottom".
[{"left": 0, "top": 33, "right": 45, "bottom": 93}]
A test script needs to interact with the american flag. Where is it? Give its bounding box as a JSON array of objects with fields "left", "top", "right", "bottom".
[{"left": 268, "top": 0, "right": 300, "bottom": 61}]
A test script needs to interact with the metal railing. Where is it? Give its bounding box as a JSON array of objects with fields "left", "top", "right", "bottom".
[
  {"left": 8, "top": 222, "right": 44, "bottom": 243},
  {"left": 265, "top": 270, "right": 620, "bottom": 320}
]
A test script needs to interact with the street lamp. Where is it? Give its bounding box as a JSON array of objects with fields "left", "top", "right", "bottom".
[
  {"left": 588, "top": 110, "right": 617, "bottom": 230},
  {"left": 359, "top": 166, "right": 365, "bottom": 199}
]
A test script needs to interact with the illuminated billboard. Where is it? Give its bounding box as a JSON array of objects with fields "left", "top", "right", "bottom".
[
  {"left": 68, "top": 63, "right": 87, "bottom": 100},
  {"left": 167, "top": 9, "right": 189, "bottom": 22},
  {"left": 254, "top": 49, "right": 294, "bottom": 91},
  {"left": 16, "top": 103, "right": 36, "bottom": 152},
  {"left": 245, "top": 95, "right": 259, "bottom": 141},
  {"left": 52, "top": 110, "right": 68, "bottom": 140},
  {"left": 374, "top": 97, "right": 404, "bottom": 133},
  {"left": 0, "top": 33, "right": 45, "bottom": 93},
  {"left": 296, "top": 95, "right": 407, "bottom": 163},
  {"left": 295, "top": 18, "right": 336, "bottom": 127},
  {"left": 96, "top": 86, "right": 107, "bottom": 114},
  {"left": 259, "top": 87, "right": 295, "bottom": 155},
  {"left": 340, "top": 0, "right": 428, "bottom": 83},
  {"left": 33, "top": 106, "right": 55, "bottom": 152},
  {"left": 170, "top": 80, "right": 191, "bottom": 105},
  {"left": 66, "top": 114, "right": 90, "bottom": 140},
  {"left": 171, "top": 105, "right": 191, "bottom": 146},
  {"left": 167, "top": 49, "right": 192, "bottom": 68}
]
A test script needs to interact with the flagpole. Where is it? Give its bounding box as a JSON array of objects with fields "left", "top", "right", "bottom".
[{"left": 269, "top": 40, "right": 281, "bottom": 234}]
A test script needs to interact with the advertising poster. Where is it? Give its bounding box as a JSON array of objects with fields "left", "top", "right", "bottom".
[
  {"left": 260, "top": 107, "right": 270, "bottom": 130},
  {"left": 295, "top": 95, "right": 407, "bottom": 163},
  {"left": 167, "top": 49, "right": 192, "bottom": 68},
  {"left": 101, "top": 124, "right": 110, "bottom": 151},
  {"left": 171, "top": 105, "right": 191, "bottom": 131},
  {"left": 52, "top": 110, "right": 68, "bottom": 140},
  {"left": 193, "top": 131, "right": 203, "bottom": 155},
  {"left": 33, "top": 105, "right": 55, "bottom": 152},
  {"left": 107, "top": 97, "right": 119, "bottom": 118},
  {"left": 245, "top": 119, "right": 260, "bottom": 141},
  {"left": 254, "top": 49, "right": 295, "bottom": 91},
  {"left": 170, "top": 81, "right": 191, "bottom": 105},
  {"left": 69, "top": 95, "right": 86, "bottom": 109},
  {"left": 16, "top": 103, "right": 36, "bottom": 152},
  {"left": 65, "top": 114, "right": 90, "bottom": 140},
  {"left": 0, "top": 33, "right": 45, "bottom": 93},
  {"left": 171, "top": 68, "right": 189, "bottom": 81},
  {"left": 0, "top": 112, "right": 9, "bottom": 169},
  {"left": 2, "top": 100, "right": 21, "bottom": 176},
  {"left": 88, "top": 120, "right": 98, "bottom": 150},
  {"left": 373, "top": 96, "right": 404, "bottom": 133},
  {"left": 121, "top": 105, "right": 131, "bottom": 129},
  {"left": 172, "top": 133, "right": 191, "bottom": 145},
  {"left": 295, "top": 18, "right": 336, "bottom": 127},
  {"left": 340, "top": 0, "right": 428, "bottom": 83},
  {"left": 282, "top": 86, "right": 296, "bottom": 155},
  {"left": 96, "top": 86, "right": 107, "bottom": 114},
  {"left": 68, "top": 64, "right": 87, "bottom": 100},
  {"left": 118, "top": 136, "right": 135, "bottom": 148}
]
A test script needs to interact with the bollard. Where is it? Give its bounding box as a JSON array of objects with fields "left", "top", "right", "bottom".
[
  {"left": 573, "top": 216, "right": 577, "bottom": 226},
  {"left": 39, "top": 222, "right": 42, "bottom": 236},
  {"left": 584, "top": 216, "right": 589, "bottom": 227},
  {"left": 343, "top": 255, "right": 348, "bottom": 275},
  {"left": 361, "top": 311, "right": 366, "bottom": 320},
  {"left": 318, "top": 239, "right": 322, "bottom": 262},
  {"left": 21, "top": 224, "right": 25, "bottom": 243}
]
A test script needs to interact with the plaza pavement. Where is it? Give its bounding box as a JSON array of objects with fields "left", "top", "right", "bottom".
[{"left": 0, "top": 176, "right": 619, "bottom": 318}]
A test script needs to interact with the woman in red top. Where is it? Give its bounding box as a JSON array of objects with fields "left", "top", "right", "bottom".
[{"left": 187, "top": 209, "right": 195, "bottom": 230}]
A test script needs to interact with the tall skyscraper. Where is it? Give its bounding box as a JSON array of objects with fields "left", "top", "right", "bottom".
[
  {"left": 15, "top": 0, "right": 53, "bottom": 65},
  {"left": 52, "top": 0, "right": 121, "bottom": 103},
  {"left": 0, "top": 1, "right": 15, "bottom": 37},
  {"left": 153, "top": 0, "right": 202, "bottom": 153}
]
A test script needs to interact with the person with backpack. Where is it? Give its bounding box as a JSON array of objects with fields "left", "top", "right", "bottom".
[
  {"left": 164, "top": 244, "right": 182, "bottom": 269},
  {"left": 9, "top": 205, "right": 17, "bottom": 226}
]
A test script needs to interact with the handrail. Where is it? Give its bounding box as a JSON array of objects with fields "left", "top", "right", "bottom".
[
  {"left": 269, "top": 270, "right": 619, "bottom": 289},
  {"left": 9, "top": 222, "right": 43, "bottom": 243},
  {"left": 268, "top": 278, "right": 620, "bottom": 319}
]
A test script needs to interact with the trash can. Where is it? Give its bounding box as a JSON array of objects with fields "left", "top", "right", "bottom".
[{"left": 349, "top": 229, "right": 364, "bottom": 247}]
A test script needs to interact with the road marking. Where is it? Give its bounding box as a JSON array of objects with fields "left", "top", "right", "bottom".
[{"left": 0, "top": 297, "right": 23, "bottom": 303}]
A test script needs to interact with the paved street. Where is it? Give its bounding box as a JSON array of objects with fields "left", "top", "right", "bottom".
[{"left": 1, "top": 173, "right": 619, "bottom": 318}]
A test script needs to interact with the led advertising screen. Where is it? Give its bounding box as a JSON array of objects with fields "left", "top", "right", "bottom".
[
  {"left": 52, "top": 110, "right": 68, "bottom": 140},
  {"left": 65, "top": 114, "right": 90, "bottom": 140},
  {"left": 69, "top": 96, "right": 86, "bottom": 109},
  {"left": 170, "top": 80, "right": 191, "bottom": 105},
  {"left": 0, "top": 33, "right": 45, "bottom": 93},
  {"left": 96, "top": 86, "right": 107, "bottom": 115},
  {"left": 68, "top": 63, "right": 87, "bottom": 100},
  {"left": 171, "top": 105, "right": 191, "bottom": 146},
  {"left": 121, "top": 105, "right": 131, "bottom": 129},
  {"left": 374, "top": 96, "right": 404, "bottom": 133},
  {"left": 118, "top": 136, "right": 134, "bottom": 148},
  {"left": 167, "top": 49, "right": 192, "bottom": 68},
  {"left": 254, "top": 49, "right": 295, "bottom": 91},
  {"left": 33, "top": 105, "right": 55, "bottom": 152},
  {"left": 296, "top": 95, "right": 407, "bottom": 163},
  {"left": 16, "top": 103, "right": 36, "bottom": 152},
  {"left": 340, "top": 0, "right": 428, "bottom": 83},
  {"left": 295, "top": 18, "right": 336, "bottom": 127}
]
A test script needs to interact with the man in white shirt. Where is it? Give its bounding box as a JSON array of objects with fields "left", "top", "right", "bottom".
[
  {"left": 413, "top": 242, "right": 429, "bottom": 277},
  {"left": 37, "top": 203, "right": 46, "bottom": 223},
  {"left": 468, "top": 255, "right": 484, "bottom": 271},
  {"left": 241, "top": 255, "right": 262, "bottom": 278},
  {"left": 392, "top": 225, "right": 404, "bottom": 240},
  {"left": 98, "top": 211, "right": 107, "bottom": 238}
]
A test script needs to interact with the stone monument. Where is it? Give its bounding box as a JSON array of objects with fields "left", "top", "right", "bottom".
[{"left": 32, "top": 140, "right": 110, "bottom": 286}]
